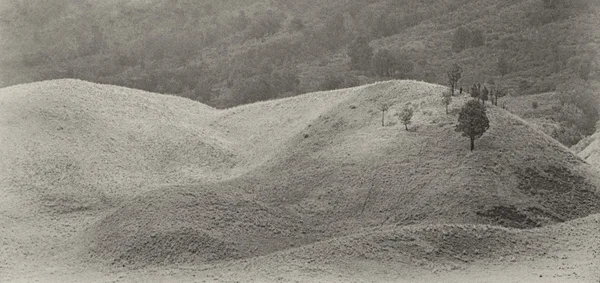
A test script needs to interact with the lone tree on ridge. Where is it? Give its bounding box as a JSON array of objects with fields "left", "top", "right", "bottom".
[
  {"left": 455, "top": 100, "right": 490, "bottom": 151},
  {"left": 398, "top": 107, "right": 413, "bottom": 130}
]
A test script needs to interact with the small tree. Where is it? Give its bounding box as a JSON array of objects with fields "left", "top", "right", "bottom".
[
  {"left": 490, "top": 88, "right": 498, "bottom": 106},
  {"left": 442, "top": 90, "right": 453, "bottom": 114},
  {"left": 531, "top": 101, "right": 539, "bottom": 109},
  {"left": 378, "top": 102, "right": 392, "bottom": 126},
  {"left": 481, "top": 86, "right": 489, "bottom": 105},
  {"left": 398, "top": 107, "right": 413, "bottom": 130},
  {"left": 447, "top": 63, "right": 463, "bottom": 96},
  {"left": 455, "top": 100, "right": 490, "bottom": 151},
  {"left": 495, "top": 87, "right": 507, "bottom": 106}
]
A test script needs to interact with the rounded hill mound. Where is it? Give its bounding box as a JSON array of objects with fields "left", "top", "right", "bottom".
[
  {"left": 0, "top": 79, "right": 235, "bottom": 216},
  {"left": 82, "top": 80, "right": 600, "bottom": 267}
]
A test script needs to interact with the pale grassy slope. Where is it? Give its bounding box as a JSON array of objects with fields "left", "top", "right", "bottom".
[
  {"left": 13, "top": 214, "right": 599, "bottom": 282},
  {"left": 219, "top": 213, "right": 599, "bottom": 283},
  {"left": 83, "top": 80, "right": 600, "bottom": 268},
  {"left": 576, "top": 130, "right": 600, "bottom": 169},
  {"left": 2, "top": 79, "right": 600, "bottom": 282},
  {"left": 0, "top": 79, "right": 234, "bottom": 215},
  {"left": 0, "top": 79, "right": 368, "bottom": 276},
  {"left": 216, "top": 212, "right": 600, "bottom": 283},
  {"left": 0, "top": 79, "right": 360, "bottom": 217},
  {"left": 212, "top": 86, "right": 361, "bottom": 173},
  {"left": 0, "top": 79, "right": 235, "bottom": 277}
]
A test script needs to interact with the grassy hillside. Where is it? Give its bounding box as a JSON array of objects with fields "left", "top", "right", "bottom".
[
  {"left": 63, "top": 79, "right": 600, "bottom": 267},
  {"left": 502, "top": 92, "right": 561, "bottom": 135},
  {"left": 575, "top": 128, "right": 600, "bottom": 169},
  {"left": 194, "top": 213, "right": 599, "bottom": 282},
  {"left": 2, "top": 79, "right": 600, "bottom": 281},
  {"left": 0, "top": 79, "right": 229, "bottom": 216}
]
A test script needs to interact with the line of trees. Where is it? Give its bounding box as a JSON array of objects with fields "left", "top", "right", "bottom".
[
  {"left": 469, "top": 82, "right": 506, "bottom": 107},
  {"left": 443, "top": 63, "right": 491, "bottom": 151}
]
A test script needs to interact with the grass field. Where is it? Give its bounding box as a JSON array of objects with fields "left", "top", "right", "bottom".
[{"left": 1, "top": 79, "right": 599, "bottom": 282}]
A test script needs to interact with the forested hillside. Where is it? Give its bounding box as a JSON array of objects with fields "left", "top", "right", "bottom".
[{"left": 1, "top": 0, "right": 598, "bottom": 112}]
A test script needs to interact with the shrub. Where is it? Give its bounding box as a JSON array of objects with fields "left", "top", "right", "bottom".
[
  {"left": 398, "top": 107, "right": 414, "bottom": 131},
  {"left": 531, "top": 101, "right": 539, "bottom": 109}
]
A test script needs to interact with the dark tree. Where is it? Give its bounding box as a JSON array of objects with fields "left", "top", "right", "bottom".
[
  {"left": 456, "top": 100, "right": 490, "bottom": 151},
  {"left": 446, "top": 63, "right": 462, "bottom": 96},
  {"left": 494, "top": 87, "right": 507, "bottom": 106},
  {"left": 481, "top": 86, "right": 489, "bottom": 105},
  {"left": 398, "top": 107, "right": 413, "bottom": 130},
  {"left": 348, "top": 36, "right": 374, "bottom": 71}
]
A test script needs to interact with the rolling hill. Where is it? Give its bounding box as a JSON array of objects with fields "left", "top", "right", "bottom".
[
  {"left": 1, "top": 79, "right": 600, "bottom": 281},
  {"left": 80, "top": 79, "right": 600, "bottom": 268}
]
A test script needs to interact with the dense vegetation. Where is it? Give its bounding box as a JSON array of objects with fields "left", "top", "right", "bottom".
[{"left": 0, "top": 0, "right": 598, "bottom": 145}]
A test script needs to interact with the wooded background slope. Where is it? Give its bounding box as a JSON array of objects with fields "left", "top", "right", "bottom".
[{"left": 0, "top": 0, "right": 599, "bottom": 108}]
